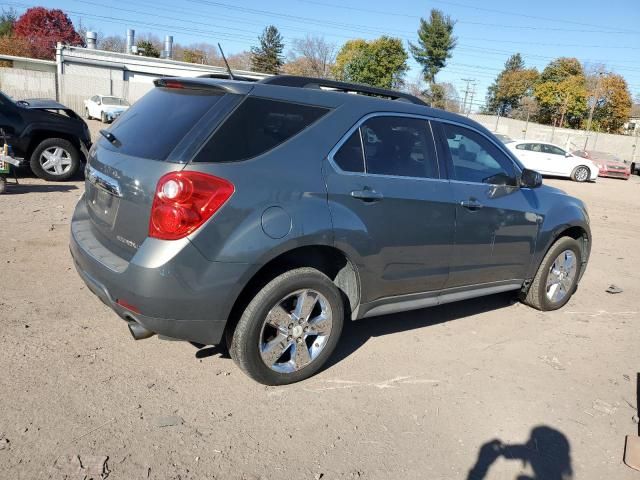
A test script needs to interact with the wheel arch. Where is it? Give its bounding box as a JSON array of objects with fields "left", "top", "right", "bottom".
[
  {"left": 224, "top": 245, "right": 361, "bottom": 342},
  {"left": 528, "top": 221, "right": 590, "bottom": 288},
  {"left": 25, "top": 130, "right": 85, "bottom": 161}
]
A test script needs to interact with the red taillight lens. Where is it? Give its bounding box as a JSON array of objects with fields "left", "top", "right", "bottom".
[{"left": 149, "top": 171, "right": 234, "bottom": 240}]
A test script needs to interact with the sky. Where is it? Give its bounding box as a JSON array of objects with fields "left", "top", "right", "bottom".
[{"left": 4, "top": 0, "right": 640, "bottom": 110}]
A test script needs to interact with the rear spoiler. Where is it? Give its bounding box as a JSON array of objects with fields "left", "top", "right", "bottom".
[{"left": 153, "top": 78, "right": 254, "bottom": 95}]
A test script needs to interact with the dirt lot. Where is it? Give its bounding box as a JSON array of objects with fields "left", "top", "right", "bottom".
[{"left": 1, "top": 162, "right": 639, "bottom": 479}]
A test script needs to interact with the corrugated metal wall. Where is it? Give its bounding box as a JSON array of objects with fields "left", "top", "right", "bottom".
[{"left": 0, "top": 67, "right": 56, "bottom": 100}]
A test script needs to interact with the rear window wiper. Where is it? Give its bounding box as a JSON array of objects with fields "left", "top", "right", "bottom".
[{"left": 100, "top": 129, "right": 121, "bottom": 147}]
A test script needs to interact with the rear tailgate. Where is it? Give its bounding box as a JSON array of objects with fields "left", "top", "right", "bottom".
[{"left": 83, "top": 80, "right": 248, "bottom": 259}]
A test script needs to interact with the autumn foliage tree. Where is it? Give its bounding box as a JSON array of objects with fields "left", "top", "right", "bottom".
[{"left": 12, "top": 7, "right": 83, "bottom": 59}]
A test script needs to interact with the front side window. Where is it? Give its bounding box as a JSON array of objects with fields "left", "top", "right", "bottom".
[
  {"left": 516, "top": 143, "right": 529, "bottom": 151},
  {"left": 360, "top": 116, "right": 438, "bottom": 178},
  {"left": 542, "top": 144, "right": 566, "bottom": 156},
  {"left": 195, "top": 97, "right": 329, "bottom": 163},
  {"left": 442, "top": 123, "right": 517, "bottom": 185}
]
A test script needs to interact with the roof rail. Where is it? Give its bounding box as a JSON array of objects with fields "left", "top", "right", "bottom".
[{"left": 259, "top": 75, "right": 427, "bottom": 106}]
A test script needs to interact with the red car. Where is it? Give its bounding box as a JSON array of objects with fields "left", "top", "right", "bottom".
[{"left": 572, "top": 150, "right": 631, "bottom": 179}]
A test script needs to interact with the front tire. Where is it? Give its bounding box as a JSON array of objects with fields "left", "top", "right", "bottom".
[
  {"left": 229, "top": 268, "right": 344, "bottom": 385},
  {"left": 29, "top": 138, "right": 80, "bottom": 181},
  {"left": 571, "top": 165, "right": 590, "bottom": 182},
  {"left": 523, "top": 237, "right": 582, "bottom": 311},
  {"left": 84, "top": 108, "right": 91, "bottom": 120},
  {"left": 100, "top": 111, "right": 108, "bottom": 123}
]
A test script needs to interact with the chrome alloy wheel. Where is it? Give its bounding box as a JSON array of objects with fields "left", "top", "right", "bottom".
[
  {"left": 259, "top": 289, "right": 333, "bottom": 374},
  {"left": 574, "top": 166, "right": 589, "bottom": 182},
  {"left": 546, "top": 249, "right": 578, "bottom": 303},
  {"left": 40, "top": 147, "right": 72, "bottom": 176}
]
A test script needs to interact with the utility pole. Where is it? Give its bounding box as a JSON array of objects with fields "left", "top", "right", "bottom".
[
  {"left": 467, "top": 82, "right": 476, "bottom": 117},
  {"left": 461, "top": 78, "right": 474, "bottom": 116},
  {"left": 584, "top": 71, "right": 604, "bottom": 149}
]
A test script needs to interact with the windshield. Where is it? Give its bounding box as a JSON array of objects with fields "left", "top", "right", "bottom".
[{"left": 102, "top": 97, "right": 129, "bottom": 106}]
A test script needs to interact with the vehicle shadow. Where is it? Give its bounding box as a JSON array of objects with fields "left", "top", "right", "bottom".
[
  {"left": 3, "top": 183, "right": 79, "bottom": 194},
  {"left": 466, "top": 425, "right": 573, "bottom": 480},
  {"left": 326, "top": 291, "right": 516, "bottom": 369},
  {"left": 193, "top": 292, "right": 517, "bottom": 366}
]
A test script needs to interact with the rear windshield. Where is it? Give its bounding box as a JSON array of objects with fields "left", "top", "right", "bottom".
[
  {"left": 103, "top": 87, "right": 224, "bottom": 160},
  {"left": 194, "top": 97, "right": 329, "bottom": 163}
]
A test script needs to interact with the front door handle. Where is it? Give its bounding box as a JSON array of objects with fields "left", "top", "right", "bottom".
[
  {"left": 351, "top": 188, "right": 383, "bottom": 202},
  {"left": 460, "top": 199, "right": 483, "bottom": 210}
]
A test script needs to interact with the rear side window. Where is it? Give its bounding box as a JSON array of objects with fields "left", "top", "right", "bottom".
[
  {"left": 361, "top": 116, "right": 439, "bottom": 178},
  {"left": 194, "top": 97, "right": 329, "bottom": 162},
  {"left": 105, "top": 88, "right": 224, "bottom": 160}
]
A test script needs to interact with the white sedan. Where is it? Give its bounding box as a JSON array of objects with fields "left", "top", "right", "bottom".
[
  {"left": 84, "top": 95, "right": 130, "bottom": 123},
  {"left": 506, "top": 140, "right": 598, "bottom": 182}
]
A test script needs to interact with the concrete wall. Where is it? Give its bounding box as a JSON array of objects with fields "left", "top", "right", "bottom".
[
  {"left": 471, "top": 114, "right": 639, "bottom": 162},
  {"left": 0, "top": 67, "right": 56, "bottom": 100}
]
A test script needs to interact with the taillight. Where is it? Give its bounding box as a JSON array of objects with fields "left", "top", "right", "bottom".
[{"left": 149, "top": 171, "right": 234, "bottom": 240}]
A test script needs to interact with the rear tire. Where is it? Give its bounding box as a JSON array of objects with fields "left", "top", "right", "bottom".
[
  {"left": 523, "top": 236, "right": 582, "bottom": 311},
  {"left": 571, "top": 165, "right": 590, "bottom": 182},
  {"left": 229, "top": 268, "right": 344, "bottom": 385},
  {"left": 29, "top": 138, "right": 80, "bottom": 182},
  {"left": 0, "top": 176, "right": 6, "bottom": 194}
]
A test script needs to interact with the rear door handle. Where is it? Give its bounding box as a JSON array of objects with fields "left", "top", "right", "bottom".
[
  {"left": 351, "top": 189, "right": 383, "bottom": 202},
  {"left": 460, "top": 199, "right": 483, "bottom": 210}
]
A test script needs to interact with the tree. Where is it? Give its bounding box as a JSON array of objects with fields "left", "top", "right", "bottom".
[
  {"left": 409, "top": 9, "right": 457, "bottom": 84},
  {"left": 287, "top": 35, "right": 335, "bottom": 78},
  {"left": 484, "top": 53, "right": 539, "bottom": 116},
  {"left": 227, "top": 51, "right": 252, "bottom": 70},
  {"left": 0, "top": 35, "right": 32, "bottom": 59},
  {"left": 534, "top": 57, "right": 587, "bottom": 128},
  {"left": 13, "top": 7, "right": 83, "bottom": 59},
  {"left": 251, "top": 25, "right": 284, "bottom": 74},
  {"left": 137, "top": 40, "right": 160, "bottom": 58},
  {"left": 333, "top": 37, "right": 408, "bottom": 89},
  {"left": 590, "top": 73, "right": 632, "bottom": 133},
  {"left": 182, "top": 48, "right": 206, "bottom": 64},
  {"left": 98, "top": 35, "right": 126, "bottom": 53},
  {"left": 0, "top": 7, "right": 17, "bottom": 37}
]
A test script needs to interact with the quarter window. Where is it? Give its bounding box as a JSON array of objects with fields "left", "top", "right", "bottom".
[
  {"left": 195, "top": 97, "right": 329, "bottom": 163},
  {"left": 442, "top": 123, "right": 517, "bottom": 185},
  {"left": 360, "top": 116, "right": 438, "bottom": 178},
  {"left": 333, "top": 130, "right": 365, "bottom": 173}
]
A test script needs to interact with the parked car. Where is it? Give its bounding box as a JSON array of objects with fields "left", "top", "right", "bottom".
[
  {"left": 0, "top": 91, "right": 90, "bottom": 181},
  {"left": 506, "top": 140, "right": 598, "bottom": 182},
  {"left": 571, "top": 150, "right": 631, "bottom": 179},
  {"left": 70, "top": 76, "right": 591, "bottom": 385},
  {"left": 84, "top": 95, "right": 130, "bottom": 123},
  {"left": 493, "top": 133, "right": 512, "bottom": 144}
]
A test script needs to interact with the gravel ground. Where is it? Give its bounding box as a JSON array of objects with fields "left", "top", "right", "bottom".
[{"left": 1, "top": 157, "right": 639, "bottom": 479}]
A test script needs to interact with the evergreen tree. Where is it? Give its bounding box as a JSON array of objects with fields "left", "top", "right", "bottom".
[
  {"left": 251, "top": 25, "right": 284, "bottom": 74},
  {"left": 409, "top": 9, "right": 457, "bottom": 84}
]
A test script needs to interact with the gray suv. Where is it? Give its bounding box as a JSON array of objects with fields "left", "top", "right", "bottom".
[{"left": 70, "top": 76, "right": 591, "bottom": 385}]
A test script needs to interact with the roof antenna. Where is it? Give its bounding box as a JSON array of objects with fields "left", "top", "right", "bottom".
[{"left": 217, "top": 43, "right": 236, "bottom": 80}]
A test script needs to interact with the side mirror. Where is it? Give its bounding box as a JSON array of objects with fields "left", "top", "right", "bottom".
[
  {"left": 565, "top": 152, "right": 572, "bottom": 158},
  {"left": 520, "top": 168, "right": 542, "bottom": 188}
]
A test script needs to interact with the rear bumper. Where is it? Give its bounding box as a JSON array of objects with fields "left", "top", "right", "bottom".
[{"left": 70, "top": 198, "right": 251, "bottom": 345}]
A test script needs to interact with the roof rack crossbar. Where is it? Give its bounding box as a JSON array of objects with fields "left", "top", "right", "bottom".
[{"left": 259, "top": 75, "right": 427, "bottom": 106}]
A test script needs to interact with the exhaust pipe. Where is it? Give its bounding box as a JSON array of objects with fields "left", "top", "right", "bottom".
[{"left": 127, "top": 320, "right": 155, "bottom": 340}]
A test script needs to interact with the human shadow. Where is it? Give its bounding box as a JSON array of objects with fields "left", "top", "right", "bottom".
[
  {"left": 326, "top": 291, "right": 516, "bottom": 369},
  {"left": 467, "top": 426, "right": 572, "bottom": 480}
]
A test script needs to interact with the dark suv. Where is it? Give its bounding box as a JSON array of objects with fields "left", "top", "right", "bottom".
[
  {"left": 70, "top": 76, "right": 591, "bottom": 385},
  {"left": 0, "top": 91, "right": 91, "bottom": 181}
]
